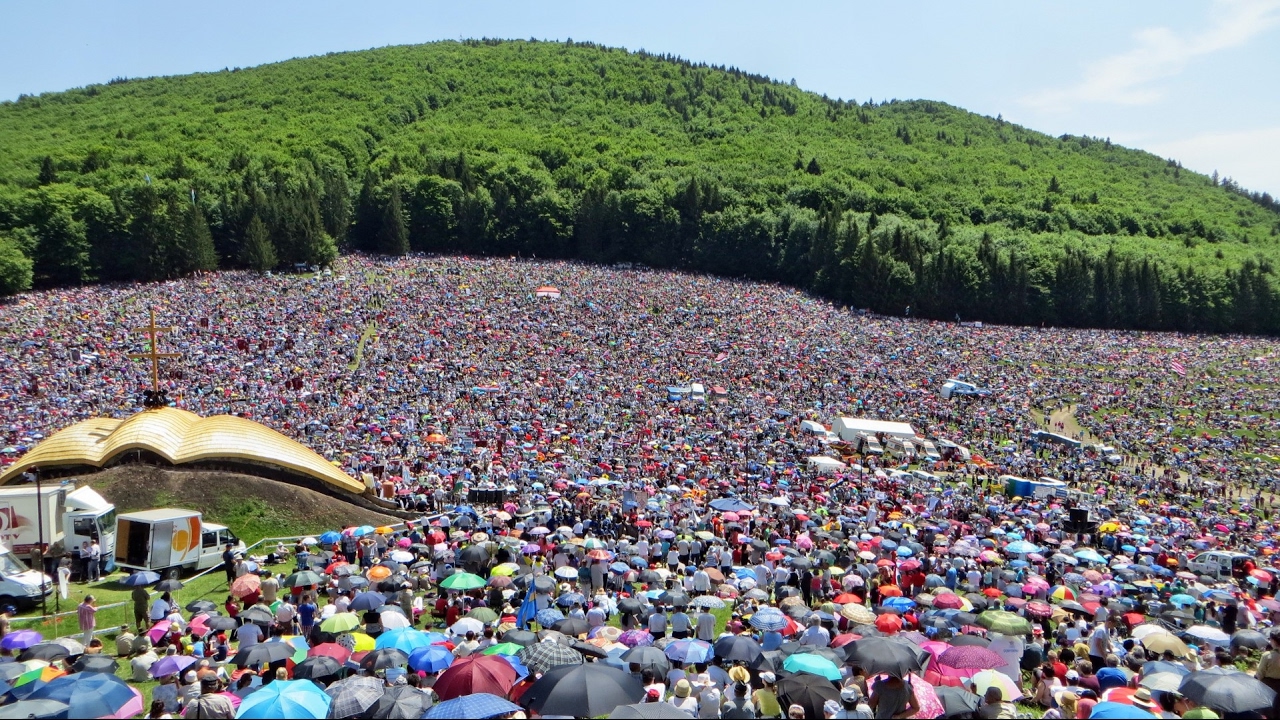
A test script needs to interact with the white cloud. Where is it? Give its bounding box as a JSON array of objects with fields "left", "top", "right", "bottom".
[
  {"left": 1148, "top": 126, "right": 1280, "bottom": 197},
  {"left": 1024, "top": 0, "right": 1280, "bottom": 111}
]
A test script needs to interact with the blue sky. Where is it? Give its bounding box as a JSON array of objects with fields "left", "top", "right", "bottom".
[{"left": 2, "top": 0, "right": 1278, "bottom": 195}]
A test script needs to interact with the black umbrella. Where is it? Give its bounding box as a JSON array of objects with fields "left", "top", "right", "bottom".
[
  {"left": 501, "top": 629, "right": 538, "bottom": 647},
  {"left": 155, "top": 579, "right": 185, "bottom": 592},
  {"left": 657, "top": 590, "right": 689, "bottom": 606},
  {"left": 618, "top": 598, "right": 646, "bottom": 615},
  {"left": 232, "top": 641, "right": 294, "bottom": 667},
  {"left": 713, "top": 635, "right": 764, "bottom": 665},
  {"left": 71, "top": 655, "right": 119, "bottom": 674},
  {"left": 1178, "top": 666, "right": 1276, "bottom": 714},
  {"left": 459, "top": 545, "right": 490, "bottom": 565},
  {"left": 607, "top": 703, "right": 697, "bottom": 719},
  {"left": 619, "top": 646, "right": 671, "bottom": 676},
  {"left": 293, "top": 656, "right": 343, "bottom": 680},
  {"left": 949, "top": 634, "right": 991, "bottom": 648},
  {"left": 18, "top": 643, "right": 68, "bottom": 663},
  {"left": 777, "top": 672, "right": 840, "bottom": 719},
  {"left": 553, "top": 618, "right": 590, "bottom": 638},
  {"left": 185, "top": 600, "right": 217, "bottom": 614},
  {"left": 367, "top": 685, "right": 431, "bottom": 719},
  {"left": 636, "top": 570, "right": 662, "bottom": 584},
  {"left": 1231, "top": 629, "right": 1270, "bottom": 651},
  {"left": 359, "top": 648, "right": 410, "bottom": 672},
  {"left": 239, "top": 607, "right": 275, "bottom": 625},
  {"left": 934, "top": 685, "right": 982, "bottom": 717},
  {"left": 843, "top": 637, "right": 928, "bottom": 678},
  {"left": 520, "top": 664, "right": 645, "bottom": 718},
  {"left": 206, "top": 616, "right": 239, "bottom": 631}
]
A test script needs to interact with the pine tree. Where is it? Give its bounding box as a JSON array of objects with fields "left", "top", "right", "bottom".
[
  {"left": 377, "top": 185, "right": 409, "bottom": 255},
  {"left": 352, "top": 171, "right": 381, "bottom": 252},
  {"left": 37, "top": 156, "right": 57, "bottom": 186},
  {"left": 240, "top": 214, "right": 277, "bottom": 273},
  {"left": 1048, "top": 176, "right": 1061, "bottom": 193},
  {"left": 179, "top": 202, "right": 218, "bottom": 273},
  {"left": 805, "top": 158, "right": 822, "bottom": 175}
]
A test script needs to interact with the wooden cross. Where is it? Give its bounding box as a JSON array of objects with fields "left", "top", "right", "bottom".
[{"left": 128, "top": 308, "right": 180, "bottom": 394}]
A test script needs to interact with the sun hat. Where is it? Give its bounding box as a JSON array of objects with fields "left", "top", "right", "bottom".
[{"left": 674, "top": 679, "right": 692, "bottom": 698}]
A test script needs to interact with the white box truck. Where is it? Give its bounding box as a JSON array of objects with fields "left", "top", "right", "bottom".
[
  {"left": 115, "top": 509, "right": 244, "bottom": 574},
  {"left": 0, "top": 482, "right": 117, "bottom": 562}
]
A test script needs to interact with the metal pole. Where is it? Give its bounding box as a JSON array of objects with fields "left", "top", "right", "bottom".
[{"left": 34, "top": 471, "right": 46, "bottom": 617}]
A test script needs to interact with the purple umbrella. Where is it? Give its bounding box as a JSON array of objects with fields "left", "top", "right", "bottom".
[
  {"left": 618, "top": 630, "right": 653, "bottom": 648},
  {"left": 149, "top": 655, "right": 198, "bottom": 678},
  {"left": 938, "top": 645, "right": 1006, "bottom": 670},
  {"left": 0, "top": 630, "right": 43, "bottom": 651}
]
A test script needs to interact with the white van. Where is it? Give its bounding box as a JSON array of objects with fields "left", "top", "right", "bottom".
[
  {"left": 689, "top": 384, "right": 706, "bottom": 402},
  {"left": 911, "top": 470, "right": 939, "bottom": 483},
  {"left": 0, "top": 543, "right": 53, "bottom": 609},
  {"left": 1188, "top": 551, "right": 1253, "bottom": 581}
]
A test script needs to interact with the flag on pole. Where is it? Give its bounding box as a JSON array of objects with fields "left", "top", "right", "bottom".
[
  {"left": 515, "top": 583, "right": 538, "bottom": 630},
  {"left": 1170, "top": 360, "right": 1186, "bottom": 377}
]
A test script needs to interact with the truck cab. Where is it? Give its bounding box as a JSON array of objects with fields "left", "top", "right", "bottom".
[
  {"left": 857, "top": 433, "right": 884, "bottom": 456},
  {"left": 198, "top": 524, "right": 243, "bottom": 571},
  {"left": 0, "top": 543, "right": 52, "bottom": 609}
]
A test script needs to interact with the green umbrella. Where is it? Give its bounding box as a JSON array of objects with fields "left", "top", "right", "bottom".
[
  {"left": 467, "top": 607, "right": 499, "bottom": 623},
  {"left": 782, "top": 653, "right": 842, "bottom": 681},
  {"left": 482, "top": 642, "right": 523, "bottom": 656},
  {"left": 440, "top": 572, "right": 487, "bottom": 590},
  {"left": 320, "top": 612, "right": 362, "bottom": 633},
  {"left": 285, "top": 571, "right": 324, "bottom": 588},
  {"left": 976, "top": 610, "right": 1031, "bottom": 635}
]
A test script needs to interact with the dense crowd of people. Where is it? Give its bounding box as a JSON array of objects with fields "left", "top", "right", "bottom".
[{"left": 0, "top": 255, "right": 1278, "bottom": 718}]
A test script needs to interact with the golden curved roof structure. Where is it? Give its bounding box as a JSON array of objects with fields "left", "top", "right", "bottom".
[{"left": 0, "top": 407, "right": 362, "bottom": 493}]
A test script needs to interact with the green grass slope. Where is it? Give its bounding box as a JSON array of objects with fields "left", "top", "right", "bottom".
[{"left": 1, "top": 39, "right": 1278, "bottom": 332}]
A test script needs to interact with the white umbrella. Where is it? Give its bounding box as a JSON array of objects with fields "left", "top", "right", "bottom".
[
  {"left": 380, "top": 610, "right": 412, "bottom": 630},
  {"left": 450, "top": 618, "right": 485, "bottom": 636},
  {"left": 389, "top": 551, "right": 414, "bottom": 563}
]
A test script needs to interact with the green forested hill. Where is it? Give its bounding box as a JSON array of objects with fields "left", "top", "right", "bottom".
[{"left": 1, "top": 39, "right": 1278, "bottom": 332}]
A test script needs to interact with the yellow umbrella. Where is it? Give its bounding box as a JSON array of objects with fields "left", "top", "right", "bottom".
[
  {"left": 348, "top": 632, "right": 376, "bottom": 652},
  {"left": 491, "top": 563, "right": 521, "bottom": 577},
  {"left": 375, "top": 526, "right": 394, "bottom": 535},
  {"left": 1098, "top": 522, "right": 1121, "bottom": 533}
]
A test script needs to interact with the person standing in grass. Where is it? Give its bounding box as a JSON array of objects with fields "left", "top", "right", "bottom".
[{"left": 78, "top": 594, "right": 97, "bottom": 646}]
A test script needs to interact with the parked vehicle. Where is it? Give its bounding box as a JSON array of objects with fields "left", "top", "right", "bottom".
[
  {"left": 885, "top": 436, "right": 917, "bottom": 460},
  {"left": 1188, "top": 551, "right": 1254, "bottom": 581},
  {"left": 115, "top": 509, "right": 243, "bottom": 574},
  {"left": 0, "top": 542, "right": 52, "bottom": 609},
  {"left": 0, "top": 482, "right": 117, "bottom": 562},
  {"left": 1031, "top": 430, "right": 1082, "bottom": 450},
  {"left": 940, "top": 378, "right": 991, "bottom": 399},
  {"left": 856, "top": 433, "right": 884, "bottom": 456}
]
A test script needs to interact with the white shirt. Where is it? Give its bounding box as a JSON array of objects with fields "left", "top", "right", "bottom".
[
  {"left": 1088, "top": 625, "right": 1111, "bottom": 658},
  {"left": 799, "top": 625, "right": 830, "bottom": 647}
]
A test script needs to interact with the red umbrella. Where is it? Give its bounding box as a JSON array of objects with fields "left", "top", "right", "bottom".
[
  {"left": 433, "top": 654, "right": 519, "bottom": 701},
  {"left": 982, "top": 588, "right": 1002, "bottom": 598},
  {"left": 833, "top": 594, "right": 860, "bottom": 604},
  {"left": 1025, "top": 601, "right": 1053, "bottom": 618},
  {"left": 875, "top": 614, "right": 903, "bottom": 634},
  {"left": 933, "top": 594, "right": 963, "bottom": 610},
  {"left": 307, "top": 643, "right": 352, "bottom": 663},
  {"left": 879, "top": 585, "right": 903, "bottom": 598},
  {"left": 830, "top": 633, "right": 860, "bottom": 648}
]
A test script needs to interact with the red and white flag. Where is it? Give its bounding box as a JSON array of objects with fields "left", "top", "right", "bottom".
[{"left": 1170, "top": 360, "right": 1186, "bottom": 377}]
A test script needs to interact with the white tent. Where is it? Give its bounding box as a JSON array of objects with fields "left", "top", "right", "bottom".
[
  {"left": 806, "top": 456, "right": 847, "bottom": 474},
  {"left": 831, "top": 417, "right": 917, "bottom": 442},
  {"left": 800, "top": 420, "right": 827, "bottom": 434}
]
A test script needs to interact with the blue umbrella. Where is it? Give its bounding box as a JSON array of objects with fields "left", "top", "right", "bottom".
[
  {"left": 536, "top": 608, "right": 565, "bottom": 627},
  {"left": 1169, "top": 594, "right": 1198, "bottom": 607},
  {"left": 408, "top": 645, "right": 454, "bottom": 673},
  {"left": 1074, "top": 549, "right": 1106, "bottom": 564},
  {"left": 709, "top": 498, "right": 754, "bottom": 513},
  {"left": 1005, "top": 541, "right": 1041, "bottom": 554},
  {"left": 884, "top": 597, "right": 916, "bottom": 612},
  {"left": 556, "top": 593, "right": 587, "bottom": 608},
  {"left": 375, "top": 628, "right": 433, "bottom": 653},
  {"left": 352, "top": 526, "right": 376, "bottom": 537},
  {"left": 609, "top": 562, "right": 629, "bottom": 574},
  {"left": 237, "top": 679, "right": 332, "bottom": 719},
  {"left": 27, "top": 673, "right": 138, "bottom": 719},
  {"left": 424, "top": 693, "right": 522, "bottom": 719},
  {"left": 496, "top": 653, "right": 530, "bottom": 681},
  {"left": 896, "top": 547, "right": 914, "bottom": 558},
  {"left": 749, "top": 607, "right": 787, "bottom": 632},
  {"left": 664, "top": 640, "right": 713, "bottom": 664},
  {"left": 319, "top": 531, "right": 342, "bottom": 546},
  {"left": 350, "top": 592, "right": 386, "bottom": 612},
  {"left": 120, "top": 571, "right": 160, "bottom": 587}
]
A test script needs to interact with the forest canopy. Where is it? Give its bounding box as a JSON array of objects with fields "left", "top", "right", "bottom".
[{"left": 1, "top": 39, "right": 1278, "bottom": 333}]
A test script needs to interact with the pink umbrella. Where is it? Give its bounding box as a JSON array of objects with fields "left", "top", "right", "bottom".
[
  {"left": 146, "top": 621, "right": 172, "bottom": 644},
  {"left": 105, "top": 688, "right": 145, "bottom": 719},
  {"left": 933, "top": 594, "right": 963, "bottom": 610},
  {"left": 397, "top": 538, "right": 412, "bottom": 548},
  {"left": 189, "top": 614, "right": 211, "bottom": 636}
]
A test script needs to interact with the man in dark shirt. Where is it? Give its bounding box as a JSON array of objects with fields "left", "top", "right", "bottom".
[
  {"left": 1221, "top": 600, "right": 1239, "bottom": 635},
  {"left": 222, "top": 544, "right": 235, "bottom": 586}
]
